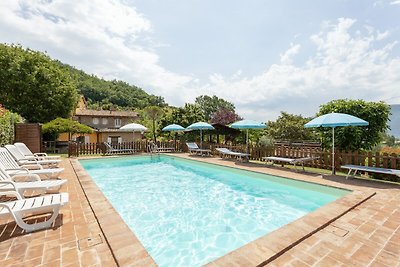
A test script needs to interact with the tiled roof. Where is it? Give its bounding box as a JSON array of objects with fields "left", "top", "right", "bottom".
[{"left": 75, "top": 109, "right": 138, "bottom": 117}]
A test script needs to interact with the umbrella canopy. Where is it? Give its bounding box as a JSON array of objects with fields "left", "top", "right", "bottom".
[
  {"left": 230, "top": 120, "right": 266, "bottom": 129},
  {"left": 304, "top": 113, "right": 369, "bottom": 128},
  {"left": 230, "top": 120, "right": 266, "bottom": 154},
  {"left": 162, "top": 124, "right": 185, "bottom": 131},
  {"left": 186, "top": 122, "right": 215, "bottom": 149},
  {"left": 304, "top": 112, "right": 369, "bottom": 174},
  {"left": 186, "top": 122, "right": 215, "bottom": 130},
  {"left": 120, "top": 123, "right": 148, "bottom": 132}
]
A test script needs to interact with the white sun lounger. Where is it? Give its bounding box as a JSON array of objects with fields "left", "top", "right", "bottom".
[
  {"left": 148, "top": 143, "right": 175, "bottom": 153},
  {"left": 104, "top": 142, "right": 136, "bottom": 155},
  {"left": 5, "top": 145, "right": 61, "bottom": 167},
  {"left": 263, "top": 156, "right": 319, "bottom": 171},
  {"left": 341, "top": 165, "right": 400, "bottom": 179},
  {"left": 0, "top": 166, "right": 67, "bottom": 197},
  {"left": 0, "top": 148, "right": 64, "bottom": 179},
  {"left": 215, "top": 147, "right": 250, "bottom": 161},
  {"left": 186, "top": 142, "right": 211, "bottom": 156},
  {"left": 0, "top": 191, "right": 68, "bottom": 232},
  {"left": 14, "top": 142, "right": 61, "bottom": 160}
]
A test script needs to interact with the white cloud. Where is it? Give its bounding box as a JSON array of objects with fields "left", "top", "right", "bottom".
[
  {"left": 0, "top": 1, "right": 399, "bottom": 122},
  {"left": 390, "top": 0, "right": 400, "bottom": 5},
  {"left": 280, "top": 44, "right": 301, "bottom": 65}
]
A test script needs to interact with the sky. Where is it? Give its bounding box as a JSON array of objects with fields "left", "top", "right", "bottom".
[{"left": 0, "top": 0, "right": 399, "bottom": 121}]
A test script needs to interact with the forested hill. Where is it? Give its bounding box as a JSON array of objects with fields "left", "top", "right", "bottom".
[{"left": 59, "top": 63, "right": 166, "bottom": 110}]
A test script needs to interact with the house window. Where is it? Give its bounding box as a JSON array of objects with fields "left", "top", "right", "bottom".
[
  {"left": 115, "top": 118, "right": 121, "bottom": 127},
  {"left": 93, "top": 118, "right": 99, "bottom": 125},
  {"left": 109, "top": 136, "right": 120, "bottom": 144},
  {"left": 102, "top": 118, "right": 108, "bottom": 125}
]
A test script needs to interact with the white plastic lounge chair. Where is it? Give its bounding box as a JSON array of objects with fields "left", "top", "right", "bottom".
[
  {"left": 215, "top": 147, "right": 250, "bottom": 161},
  {"left": 186, "top": 142, "right": 211, "bottom": 156},
  {"left": 104, "top": 142, "right": 135, "bottom": 155},
  {"left": 148, "top": 143, "right": 175, "bottom": 153},
  {"left": 0, "top": 166, "right": 67, "bottom": 197},
  {"left": 14, "top": 142, "right": 60, "bottom": 160},
  {"left": 0, "top": 191, "right": 68, "bottom": 232},
  {"left": 263, "top": 156, "right": 319, "bottom": 171},
  {"left": 0, "top": 148, "right": 64, "bottom": 179},
  {"left": 5, "top": 145, "right": 61, "bottom": 167},
  {"left": 341, "top": 165, "right": 400, "bottom": 179}
]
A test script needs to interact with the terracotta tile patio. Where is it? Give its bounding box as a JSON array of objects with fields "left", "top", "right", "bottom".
[{"left": 0, "top": 154, "right": 399, "bottom": 266}]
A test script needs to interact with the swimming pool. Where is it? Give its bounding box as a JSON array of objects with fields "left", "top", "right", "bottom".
[{"left": 80, "top": 155, "right": 348, "bottom": 266}]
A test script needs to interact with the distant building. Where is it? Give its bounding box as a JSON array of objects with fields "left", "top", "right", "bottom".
[{"left": 59, "top": 96, "right": 142, "bottom": 144}]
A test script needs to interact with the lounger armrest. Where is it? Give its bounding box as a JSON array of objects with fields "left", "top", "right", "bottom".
[
  {"left": 0, "top": 181, "right": 17, "bottom": 191},
  {"left": 0, "top": 190, "right": 22, "bottom": 200}
]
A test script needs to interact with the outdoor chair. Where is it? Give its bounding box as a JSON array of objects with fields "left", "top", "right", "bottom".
[
  {"left": 5, "top": 145, "right": 61, "bottom": 167},
  {"left": 215, "top": 147, "right": 250, "bottom": 162},
  {"left": 104, "top": 142, "right": 136, "bottom": 155},
  {"left": 341, "top": 165, "right": 400, "bottom": 179},
  {"left": 0, "top": 165, "right": 67, "bottom": 197},
  {"left": 0, "top": 148, "right": 64, "bottom": 179},
  {"left": 0, "top": 190, "right": 68, "bottom": 232},
  {"left": 14, "top": 142, "right": 61, "bottom": 160},
  {"left": 263, "top": 156, "right": 319, "bottom": 172},
  {"left": 186, "top": 142, "right": 211, "bottom": 156}
]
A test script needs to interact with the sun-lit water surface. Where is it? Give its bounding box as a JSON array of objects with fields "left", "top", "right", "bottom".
[{"left": 80, "top": 155, "right": 348, "bottom": 267}]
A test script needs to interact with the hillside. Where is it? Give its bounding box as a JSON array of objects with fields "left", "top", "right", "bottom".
[
  {"left": 59, "top": 63, "right": 166, "bottom": 110},
  {"left": 389, "top": 104, "right": 400, "bottom": 137}
]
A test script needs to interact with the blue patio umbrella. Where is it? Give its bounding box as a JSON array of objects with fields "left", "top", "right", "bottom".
[
  {"left": 162, "top": 124, "right": 185, "bottom": 145},
  {"left": 230, "top": 120, "right": 267, "bottom": 154},
  {"left": 304, "top": 113, "right": 369, "bottom": 174},
  {"left": 186, "top": 122, "right": 215, "bottom": 149}
]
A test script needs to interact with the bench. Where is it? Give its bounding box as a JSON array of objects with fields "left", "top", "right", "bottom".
[
  {"left": 341, "top": 165, "right": 400, "bottom": 179},
  {"left": 263, "top": 156, "right": 319, "bottom": 171}
]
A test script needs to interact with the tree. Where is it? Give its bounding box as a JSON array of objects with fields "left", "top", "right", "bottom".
[
  {"left": 0, "top": 105, "right": 23, "bottom": 146},
  {"left": 266, "top": 112, "right": 318, "bottom": 141},
  {"left": 42, "top": 118, "right": 93, "bottom": 140},
  {"left": 0, "top": 44, "right": 78, "bottom": 123},
  {"left": 195, "top": 95, "right": 235, "bottom": 121},
  {"left": 144, "top": 106, "right": 164, "bottom": 142},
  {"left": 317, "top": 99, "right": 390, "bottom": 150},
  {"left": 210, "top": 108, "right": 242, "bottom": 125}
]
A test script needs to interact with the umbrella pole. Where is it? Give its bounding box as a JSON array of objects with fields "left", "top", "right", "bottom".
[
  {"left": 246, "top": 129, "right": 249, "bottom": 154},
  {"left": 200, "top": 129, "right": 202, "bottom": 149},
  {"left": 332, "top": 127, "right": 335, "bottom": 175}
]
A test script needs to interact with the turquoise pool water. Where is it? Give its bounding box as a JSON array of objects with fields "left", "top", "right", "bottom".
[{"left": 80, "top": 155, "right": 348, "bottom": 267}]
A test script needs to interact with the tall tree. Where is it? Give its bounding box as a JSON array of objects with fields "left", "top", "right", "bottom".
[
  {"left": 144, "top": 106, "right": 164, "bottom": 142},
  {"left": 0, "top": 44, "right": 78, "bottom": 123},
  {"left": 266, "top": 112, "right": 317, "bottom": 141},
  {"left": 210, "top": 108, "right": 242, "bottom": 125},
  {"left": 317, "top": 99, "right": 390, "bottom": 150},
  {"left": 195, "top": 95, "right": 235, "bottom": 121}
]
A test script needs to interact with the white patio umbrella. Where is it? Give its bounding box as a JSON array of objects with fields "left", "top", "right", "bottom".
[
  {"left": 120, "top": 123, "right": 148, "bottom": 141},
  {"left": 304, "top": 112, "right": 369, "bottom": 174},
  {"left": 120, "top": 123, "right": 148, "bottom": 132},
  {"left": 230, "top": 120, "right": 266, "bottom": 154},
  {"left": 186, "top": 122, "right": 215, "bottom": 149}
]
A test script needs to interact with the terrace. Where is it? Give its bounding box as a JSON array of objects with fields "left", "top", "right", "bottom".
[{"left": 0, "top": 154, "right": 399, "bottom": 266}]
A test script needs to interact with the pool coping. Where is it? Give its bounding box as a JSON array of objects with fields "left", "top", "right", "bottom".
[{"left": 70, "top": 154, "right": 376, "bottom": 266}]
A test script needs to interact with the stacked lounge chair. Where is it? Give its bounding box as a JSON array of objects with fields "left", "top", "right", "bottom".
[
  {"left": 14, "top": 142, "right": 61, "bottom": 160},
  {"left": 0, "top": 147, "right": 64, "bottom": 179},
  {"left": 5, "top": 144, "right": 61, "bottom": 167},
  {"left": 0, "top": 142, "right": 69, "bottom": 233}
]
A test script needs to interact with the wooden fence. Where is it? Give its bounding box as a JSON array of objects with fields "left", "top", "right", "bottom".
[{"left": 68, "top": 141, "right": 400, "bottom": 172}]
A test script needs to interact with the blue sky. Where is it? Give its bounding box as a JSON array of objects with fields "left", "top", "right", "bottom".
[{"left": 0, "top": 0, "right": 399, "bottom": 121}]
